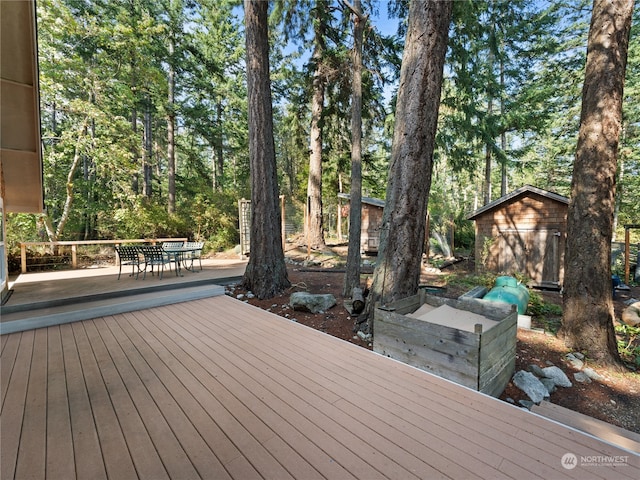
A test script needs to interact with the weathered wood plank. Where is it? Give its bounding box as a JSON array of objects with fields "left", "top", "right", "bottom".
[
  {"left": 425, "top": 295, "right": 513, "bottom": 320},
  {"left": 479, "top": 347, "right": 516, "bottom": 397},
  {"left": 376, "top": 293, "right": 422, "bottom": 315},
  {"left": 374, "top": 332, "right": 479, "bottom": 388},
  {"left": 481, "top": 322, "right": 517, "bottom": 364},
  {"left": 375, "top": 316, "right": 480, "bottom": 361},
  {"left": 375, "top": 294, "right": 517, "bottom": 397},
  {"left": 376, "top": 310, "right": 481, "bottom": 348},
  {"left": 479, "top": 305, "right": 518, "bottom": 344}
]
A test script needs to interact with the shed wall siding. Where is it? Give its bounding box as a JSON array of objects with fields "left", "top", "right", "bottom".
[{"left": 473, "top": 193, "right": 567, "bottom": 285}]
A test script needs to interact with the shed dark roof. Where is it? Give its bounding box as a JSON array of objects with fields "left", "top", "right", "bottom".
[
  {"left": 338, "top": 192, "right": 385, "bottom": 208},
  {"left": 467, "top": 185, "right": 569, "bottom": 220}
]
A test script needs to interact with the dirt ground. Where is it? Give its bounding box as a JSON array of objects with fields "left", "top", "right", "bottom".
[{"left": 227, "top": 242, "right": 640, "bottom": 435}]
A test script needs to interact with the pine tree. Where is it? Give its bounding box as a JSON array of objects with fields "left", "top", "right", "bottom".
[
  {"left": 241, "top": 0, "right": 291, "bottom": 299},
  {"left": 560, "top": 0, "right": 634, "bottom": 366}
]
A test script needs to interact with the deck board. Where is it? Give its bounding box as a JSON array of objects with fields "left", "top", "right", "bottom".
[
  {"left": 1, "top": 295, "right": 638, "bottom": 480},
  {"left": 71, "top": 321, "right": 140, "bottom": 479},
  {"left": 218, "top": 300, "right": 633, "bottom": 478},
  {"left": 59, "top": 323, "right": 108, "bottom": 480},
  {"left": 127, "top": 308, "right": 367, "bottom": 479},
  {"left": 45, "top": 326, "right": 75, "bottom": 480},
  {"left": 178, "top": 302, "right": 489, "bottom": 479},
  {"left": 1, "top": 330, "right": 34, "bottom": 480},
  {"left": 144, "top": 305, "right": 421, "bottom": 480},
  {"left": 202, "top": 301, "right": 555, "bottom": 476},
  {"left": 18, "top": 328, "right": 48, "bottom": 480},
  {"left": 105, "top": 314, "right": 239, "bottom": 479}
]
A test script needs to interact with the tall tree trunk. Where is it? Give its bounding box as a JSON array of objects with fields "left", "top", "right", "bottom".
[
  {"left": 343, "top": 0, "right": 366, "bottom": 297},
  {"left": 306, "top": 2, "right": 327, "bottom": 251},
  {"left": 214, "top": 100, "right": 224, "bottom": 190},
  {"left": 363, "top": 0, "right": 453, "bottom": 333},
  {"left": 483, "top": 97, "right": 493, "bottom": 205},
  {"left": 559, "top": 0, "right": 634, "bottom": 366},
  {"left": 241, "top": 0, "right": 290, "bottom": 299},
  {"left": 167, "top": 29, "right": 176, "bottom": 214},
  {"left": 131, "top": 107, "right": 139, "bottom": 194},
  {"left": 83, "top": 116, "right": 96, "bottom": 240},
  {"left": 612, "top": 123, "right": 627, "bottom": 241},
  {"left": 53, "top": 119, "right": 89, "bottom": 240},
  {"left": 143, "top": 97, "right": 153, "bottom": 198},
  {"left": 500, "top": 56, "right": 507, "bottom": 197}
]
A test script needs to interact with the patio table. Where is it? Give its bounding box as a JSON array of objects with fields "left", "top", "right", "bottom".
[{"left": 162, "top": 246, "right": 201, "bottom": 276}]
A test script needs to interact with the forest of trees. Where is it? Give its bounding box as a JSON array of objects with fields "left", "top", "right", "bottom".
[{"left": 5, "top": 0, "right": 638, "bottom": 257}]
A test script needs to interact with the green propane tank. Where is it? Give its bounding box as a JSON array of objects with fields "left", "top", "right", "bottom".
[{"left": 483, "top": 276, "right": 530, "bottom": 315}]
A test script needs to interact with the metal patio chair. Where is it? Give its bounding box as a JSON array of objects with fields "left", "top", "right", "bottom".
[
  {"left": 139, "top": 245, "right": 173, "bottom": 279},
  {"left": 184, "top": 241, "right": 204, "bottom": 271},
  {"left": 115, "top": 245, "right": 143, "bottom": 280}
]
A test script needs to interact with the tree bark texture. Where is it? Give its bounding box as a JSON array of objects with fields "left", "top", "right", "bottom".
[
  {"left": 167, "top": 31, "right": 176, "bottom": 214},
  {"left": 214, "top": 101, "right": 224, "bottom": 190},
  {"left": 241, "top": 0, "right": 290, "bottom": 299},
  {"left": 365, "top": 0, "right": 453, "bottom": 329},
  {"left": 343, "top": 0, "right": 365, "bottom": 297},
  {"left": 306, "top": 3, "right": 327, "bottom": 251},
  {"left": 143, "top": 98, "right": 153, "bottom": 198},
  {"left": 49, "top": 119, "right": 89, "bottom": 242},
  {"left": 560, "top": 0, "right": 634, "bottom": 365}
]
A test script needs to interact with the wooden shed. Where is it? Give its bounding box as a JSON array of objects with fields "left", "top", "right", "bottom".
[
  {"left": 338, "top": 193, "right": 384, "bottom": 254},
  {"left": 468, "top": 185, "right": 569, "bottom": 288}
]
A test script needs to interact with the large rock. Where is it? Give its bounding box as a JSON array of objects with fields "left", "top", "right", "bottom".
[
  {"left": 512, "top": 370, "right": 549, "bottom": 404},
  {"left": 541, "top": 366, "right": 572, "bottom": 388},
  {"left": 290, "top": 292, "right": 337, "bottom": 314},
  {"left": 622, "top": 301, "right": 640, "bottom": 326}
]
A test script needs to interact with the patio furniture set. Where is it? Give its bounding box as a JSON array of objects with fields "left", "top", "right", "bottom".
[{"left": 115, "top": 241, "right": 204, "bottom": 280}]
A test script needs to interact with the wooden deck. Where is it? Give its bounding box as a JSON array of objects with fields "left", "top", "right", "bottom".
[{"left": 1, "top": 295, "right": 638, "bottom": 479}]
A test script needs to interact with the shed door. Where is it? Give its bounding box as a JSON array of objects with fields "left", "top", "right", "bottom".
[{"left": 498, "top": 229, "right": 561, "bottom": 285}]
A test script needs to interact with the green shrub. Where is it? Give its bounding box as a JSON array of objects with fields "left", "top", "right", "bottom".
[{"left": 616, "top": 323, "right": 640, "bottom": 368}]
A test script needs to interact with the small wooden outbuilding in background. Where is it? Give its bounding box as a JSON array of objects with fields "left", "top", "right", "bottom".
[
  {"left": 468, "top": 185, "right": 569, "bottom": 288},
  {"left": 338, "top": 193, "right": 385, "bottom": 254}
]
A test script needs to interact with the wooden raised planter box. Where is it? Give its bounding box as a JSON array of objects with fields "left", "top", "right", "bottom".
[{"left": 374, "top": 290, "right": 517, "bottom": 397}]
